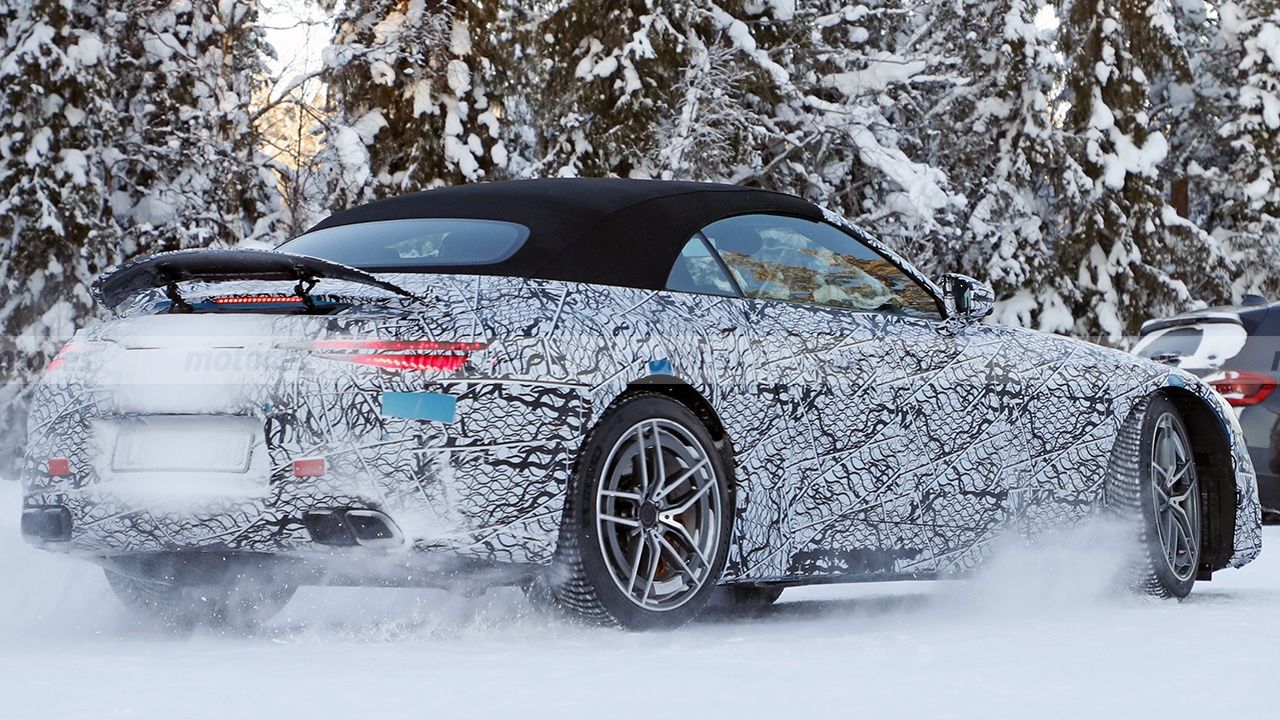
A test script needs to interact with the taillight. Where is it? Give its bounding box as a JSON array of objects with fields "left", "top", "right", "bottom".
[
  {"left": 333, "top": 354, "right": 470, "bottom": 371},
  {"left": 211, "top": 294, "right": 305, "bottom": 305},
  {"left": 293, "top": 457, "right": 326, "bottom": 477},
  {"left": 305, "top": 340, "right": 488, "bottom": 352},
  {"left": 44, "top": 343, "right": 82, "bottom": 372},
  {"left": 292, "top": 339, "right": 488, "bottom": 372},
  {"left": 1207, "top": 371, "right": 1277, "bottom": 406}
]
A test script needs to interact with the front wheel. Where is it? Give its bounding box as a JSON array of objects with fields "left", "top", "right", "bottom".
[
  {"left": 1107, "top": 394, "right": 1202, "bottom": 599},
  {"left": 544, "top": 394, "right": 732, "bottom": 629}
]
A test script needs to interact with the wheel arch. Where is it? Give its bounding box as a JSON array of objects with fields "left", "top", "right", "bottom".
[
  {"left": 610, "top": 376, "right": 739, "bottom": 496},
  {"left": 545, "top": 378, "right": 738, "bottom": 624},
  {"left": 1153, "top": 387, "right": 1237, "bottom": 573},
  {"left": 622, "top": 375, "right": 730, "bottom": 444}
]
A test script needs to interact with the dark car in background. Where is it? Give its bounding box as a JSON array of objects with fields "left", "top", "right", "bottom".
[{"left": 1135, "top": 296, "right": 1280, "bottom": 520}]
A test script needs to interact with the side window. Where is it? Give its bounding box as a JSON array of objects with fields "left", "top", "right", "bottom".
[
  {"left": 699, "top": 214, "right": 941, "bottom": 319},
  {"left": 665, "top": 235, "right": 739, "bottom": 297}
]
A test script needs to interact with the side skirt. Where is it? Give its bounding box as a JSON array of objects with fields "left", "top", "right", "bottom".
[{"left": 719, "top": 571, "right": 939, "bottom": 589}]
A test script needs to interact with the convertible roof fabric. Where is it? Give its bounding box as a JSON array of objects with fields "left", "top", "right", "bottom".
[{"left": 305, "top": 178, "right": 823, "bottom": 290}]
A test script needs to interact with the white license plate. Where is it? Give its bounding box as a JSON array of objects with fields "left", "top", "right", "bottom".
[{"left": 111, "top": 418, "right": 255, "bottom": 473}]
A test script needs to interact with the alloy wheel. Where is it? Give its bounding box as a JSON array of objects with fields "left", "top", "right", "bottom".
[
  {"left": 1149, "top": 412, "right": 1201, "bottom": 582},
  {"left": 595, "top": 419, "right": 723, "bottom": 611}
]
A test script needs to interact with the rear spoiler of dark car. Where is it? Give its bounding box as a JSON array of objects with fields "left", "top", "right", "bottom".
[
  {"left": 92, "top": 248, "right": 416, "bottom": 309},
  {"left": 1139, "top": 312, "right": 1242, "bottom": 336}
]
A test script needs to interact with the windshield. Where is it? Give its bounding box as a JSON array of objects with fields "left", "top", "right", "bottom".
[{"left": 278, "top": 218, "right": 530, "bottom": 270}]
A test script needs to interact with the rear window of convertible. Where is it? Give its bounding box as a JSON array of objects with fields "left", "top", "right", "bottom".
[{"left": 277, "top": 218, "right": 530, "bottom": 270}]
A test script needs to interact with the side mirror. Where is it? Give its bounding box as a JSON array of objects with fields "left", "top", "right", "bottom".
[{"left": 942, "top": 273, "right": 995, "bottom": 321}]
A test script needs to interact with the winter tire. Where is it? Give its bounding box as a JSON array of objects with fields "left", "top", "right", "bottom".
[
  {"left": 544, "top": 393, "right": 732, "bottom": 629},
  {"left": 1107, "top": 394, "right": 1202, "bottom": 599}
]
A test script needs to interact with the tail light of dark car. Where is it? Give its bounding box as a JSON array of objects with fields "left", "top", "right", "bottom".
[
  {"left": 1206, "top": 371, "right": 1277, "bottom": 407},
  {"left": 282, "top": 339, "right": 489, "bottom": 372}
]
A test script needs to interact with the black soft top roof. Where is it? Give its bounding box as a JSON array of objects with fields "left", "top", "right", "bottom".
[{"left": 305, "top": 178, "right": 822, "bottom": 290}]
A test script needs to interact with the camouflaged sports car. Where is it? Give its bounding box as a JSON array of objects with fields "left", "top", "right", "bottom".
[{"left": 20, "top": 179, "right": 1262, "bottom": 629}]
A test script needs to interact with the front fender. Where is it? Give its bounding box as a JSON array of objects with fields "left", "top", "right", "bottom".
[{"left": 1154, "top": 370, "right": 1262, "bottom": 568}]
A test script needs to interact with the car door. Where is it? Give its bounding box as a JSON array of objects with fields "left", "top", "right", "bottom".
[
  {"left": 891, "top": 310, "right": 1037, "bottom": 573},
  {"left": 695, "top": 213, "right": 962, "bottom": 581},
  {"left": 662, "top": 233, "right": 785, "bottom": 578}
]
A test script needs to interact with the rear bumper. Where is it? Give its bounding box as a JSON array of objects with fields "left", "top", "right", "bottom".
[
  {"left": 1236, "top": 402, "right": 1280, "bottom": 512},
  {"left": 19, "top": 495, "right": 404, "bottom": 555},
  {"left": 22, "top": 378, "right": 585, "bottom": 566},
  {"left": 21, "top": 501, "right": 538, "bottom": 589},
  {"left": 19, "top": 502, "right": 406, "bottom": 552},
  {"left": 1253, "top": 470, "right": 1280, "bottom": 514}
]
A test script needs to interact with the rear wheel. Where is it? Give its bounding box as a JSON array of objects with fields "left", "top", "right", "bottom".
[
  {"left": 1107, "top": 394, "right": 1202, "bottom": 599},
  {"left": 104, "top": 568, "right": 296, "bottom": 630},
  {"left": 544, "top": 394, "right": 732, "bottom": 629}
]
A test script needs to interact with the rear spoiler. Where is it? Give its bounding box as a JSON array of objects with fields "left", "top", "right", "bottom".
[
  {"left": 92, "top": 249, "right": 416, "bottom": 309},
  {"left": 1139, "top": 312, "right": 1241, "bottom": 336}
]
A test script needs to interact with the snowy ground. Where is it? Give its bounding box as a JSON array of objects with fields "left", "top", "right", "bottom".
[{"left": 2, "top": 478, "right": 1275, "bottom": 720}]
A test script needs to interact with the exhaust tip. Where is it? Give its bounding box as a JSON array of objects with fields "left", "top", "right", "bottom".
[
  {"left": 302, "top": 510, "right": 357, "bottom": 547},
  {"left": 344, "top": 509, "right": 401, "bottom": 544},
  {"left": 20, "top": 506, "right": 73, "bottom": 543},
  {"left": 303, "top": 508, "right": 403, "bottom": 548}
]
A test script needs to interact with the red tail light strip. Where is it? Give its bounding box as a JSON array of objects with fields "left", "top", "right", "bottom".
[
  {"left": 1207, "top": 371, "right": 1277, "bottom": 407},
  {"left": 294, "top": 339, "right": 488, "bottom": 372},
  {"left": 319, "top": 353, "right": 469, "bottom": 372},
  {"left": 305, "top": 340, "right": 488, "bottom": 352}
]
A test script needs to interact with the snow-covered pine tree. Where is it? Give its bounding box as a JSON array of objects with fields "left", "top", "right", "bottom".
[
  {"left": 1151, "top": 0, "right": 1235, "bottom": 225},
  {"left": 0, "top": 0, "right": 118, "bottom": 469},
  {"left": 1214, "top": 0, "right": 1280, "bottom": 296},
  {"left": 1137, "top": 0, "right": 1280, "bottom": 307},
  {"left": 318, "top": 0, "right": 520, "bottom": 209},
  {"left": 0, "top": 0, "right": 112, "bottom": 330},
  {"left": 533, "top": 1, "right": 962, "bottom": 271},
  {"left": 766, "top": 0, "right": 964, "bottom": 272},
  {"left": 534, "top": 0, "right": 788, "bottom": 180},
  {"left": 0, "top": 0, "right": 282, "bottom": 469},
  {"left": 913, "top": 0, "right": 1083, "bottom": 331},
  {"left": 1058, "top": 0, "right": 1233, "bottom": 340},
  {"left": 111, "top": 1, "right": 284, "bottom": 255}
]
